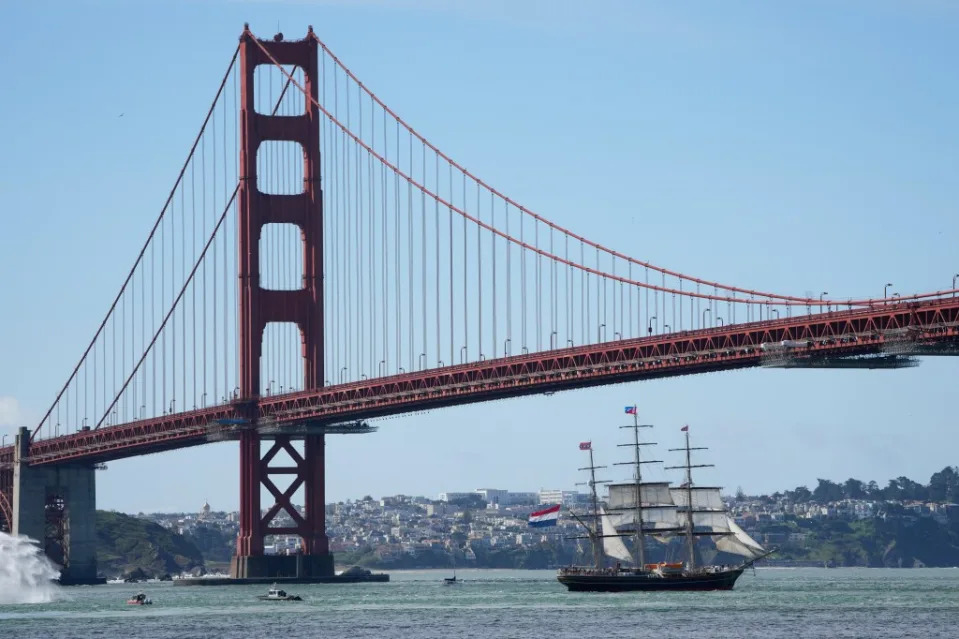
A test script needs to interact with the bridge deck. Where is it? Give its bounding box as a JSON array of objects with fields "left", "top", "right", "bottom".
[{"left": 1, "top": 297, "right": 955, "bottom": 469}]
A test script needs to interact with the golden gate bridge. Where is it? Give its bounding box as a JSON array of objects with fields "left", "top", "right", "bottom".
[{"left": 1, "top": 26, "right": 957, "bottom": 582}]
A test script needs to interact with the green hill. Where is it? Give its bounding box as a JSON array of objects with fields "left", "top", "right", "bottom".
[{"left": 96, "top": 510, "right": 204, "bottom": 579}]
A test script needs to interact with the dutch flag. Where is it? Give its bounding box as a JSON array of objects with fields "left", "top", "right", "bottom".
[{"left": 528, "top": 504, "right": 561, "bottom": 528}]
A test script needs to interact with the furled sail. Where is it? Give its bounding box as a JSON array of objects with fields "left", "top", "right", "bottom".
[
  {"left": 715, "top": 517, "right": 767, "bottom": 558},
  {"left": 599, "top": 507, "right": 633, "bottom": 562}
]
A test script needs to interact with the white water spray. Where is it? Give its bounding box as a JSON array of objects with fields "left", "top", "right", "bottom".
[{"left": 0, "top": 531, "right": 61, "bottom": 604}]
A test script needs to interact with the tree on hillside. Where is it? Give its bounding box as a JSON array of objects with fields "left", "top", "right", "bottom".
[
  {"left": 884, "top": 476, "right": 927, "bottom": 502},
  {"left": 785, "top": 486, "right": 812, "bottom": 503},
  {"left": 843, "top": 478, "right": 866, "bottom": 500},
  {"left": 928, "top": 467, "right": 959, "bottom": 503},
  {"left": 812, "top": 479, "right": 844, "bottom": 503}
]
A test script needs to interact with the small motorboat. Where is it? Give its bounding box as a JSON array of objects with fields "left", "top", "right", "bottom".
[
  {"left": 443, "top": 575, "right": 459, "bottom": 586},
  {"left": 126, "top": 592, "right": 152, "bottom": 605},
  {"left": 257, "top": 584, "right": 302, "bottom": 601}
]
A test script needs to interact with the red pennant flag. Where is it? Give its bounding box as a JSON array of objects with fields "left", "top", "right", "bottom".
[
  {"left": 681, "top": 425, "right": 689, "bottom": 432},
  {"left": 579, "top": 441, "right": 591, "bottom": 450}
]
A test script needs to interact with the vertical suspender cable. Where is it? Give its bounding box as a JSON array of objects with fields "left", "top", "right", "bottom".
[
  {"left": 462, "top": 173, "right": 467, "bottom": 361},
  {"left": 421, "top": 140, "right": 427, "bottom": 365},
  {"left": 477, "top": 180, "right": 481, "bottom": 360},
  {"left": 435, "top": 154, "right": 440, "bottom": 363},
  {"left": 223, "top": 85, "right": 229, "bottom": 398},
  {"left": 491, "top": 191, "right": 496, "bottom": 356},
  {"left": 212, "top": 106, "right": 218, "bottom": 402},
  {"left": 449, "top": 163, "right": 453, "bottom": 363}
]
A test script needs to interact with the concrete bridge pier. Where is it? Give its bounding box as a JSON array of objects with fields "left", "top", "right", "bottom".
[{"left": 12, "top": 427, "right": 103, "bottom": 585}]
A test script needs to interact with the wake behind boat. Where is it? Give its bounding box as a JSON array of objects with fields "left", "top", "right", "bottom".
[{"left": 557, "top": 406, "right": 773, "bottom": 592}]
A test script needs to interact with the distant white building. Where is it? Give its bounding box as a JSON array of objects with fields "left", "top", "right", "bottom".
[
  {"left": 475, "top": 488, "right": 510, "bottom": 506},
  {"left": 539, "top": 489, "right": 585, "bottom": 507}
]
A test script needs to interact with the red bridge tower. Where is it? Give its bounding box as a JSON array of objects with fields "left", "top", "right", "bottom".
[{"left": 231, "top": 25, "right": 331, "bottom": 579}]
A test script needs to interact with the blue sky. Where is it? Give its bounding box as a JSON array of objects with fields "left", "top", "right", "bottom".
[{"left": 1, "top": 1, "right": 957, "bottom": 513}]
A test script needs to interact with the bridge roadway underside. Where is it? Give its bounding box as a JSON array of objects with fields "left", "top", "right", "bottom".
[{"left": 2, "top": 298, "right": 958, "bottom": 469}]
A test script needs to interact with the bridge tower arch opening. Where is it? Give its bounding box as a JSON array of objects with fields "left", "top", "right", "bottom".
[{"left": 231, "top": 25, "right": 331, "bottom": 579}]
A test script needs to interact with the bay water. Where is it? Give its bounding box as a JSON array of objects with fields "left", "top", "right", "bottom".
[{"left": 1, "top": 568, "right": 958, "bottom": 638}]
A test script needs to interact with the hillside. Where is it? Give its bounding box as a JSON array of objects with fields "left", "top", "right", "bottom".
[
  {"left": 756, "top": 512, "right": 959, "bottom": 567},
  {"left": 96, "top": 510, "right": 204, "bottom": 579}
]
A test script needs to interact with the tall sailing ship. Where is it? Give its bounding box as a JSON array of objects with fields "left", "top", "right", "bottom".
[{"left": 557, "top": 406, "right": 773, "bottom": 592}]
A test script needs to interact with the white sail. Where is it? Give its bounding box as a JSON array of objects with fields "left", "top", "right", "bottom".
[
  {"left": 608, "top": 482, "right": 673, "bottom": 509},
  {"left": 641, "top": 506, "right": 682, "bottom": 529},
  {"left": 669, "top": 487, "right": 724, "bottom": 510},
  {"left": 692, "top": 511, "right": 730, "bottom": 531},
  {"left": 715, "top": 517, "right": 767, "bottom": 558},
  {"left": 599, "top": 507, "right": 633, "bottom": 562},
  {"left": 608, "top": 505, "right": 682, "bottom": 531}
]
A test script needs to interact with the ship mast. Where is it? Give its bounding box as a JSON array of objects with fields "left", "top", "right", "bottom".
[
  {"left": 666, "top": 426, "right": 712, "bottom": 572},
  {"left": 577, "top": 444, "right": 607, "bottom": 569},
  {"left": 614, "top": 406, "right": 659, "bottom": 569}
]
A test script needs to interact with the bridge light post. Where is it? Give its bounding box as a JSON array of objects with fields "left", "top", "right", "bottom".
[
  {"left": 361, "top": 374, "right": 368, "bottom": 380},
  {"left": 267, "top": 380, "right": 275, "bottom": 396},
  {"left": 379, "top": 360, "right": 386, "bottom": 377},
  {"left": 884, "top": 283, "right": 892, "bottom": 302},
  {"left": 550, "top": 331, "right": 557, "bottom": 349},
  {"left": 716, "top": 317, "right": 724, "bottom": 327},
  {"left": 702, "top": 308, "right": 711, "bottom": 329},
  {"left": 648, "top": 316, "right": 657, "bottom": 334},
  {"left": 771, "top": 309, "right": 779, "bottom": 320},
  {"left": 504, "top": 338, "right": 511, "bottom": 356},
  {"left": 598, "top": 323, "right": 606, "bottom": 343},
  {"left": 460, "top": 346, "right": 467, "bottom": 364},
  {"left": 820, "top": 292, "right": 828, "bottom": 313},
  {"left": 141, "top": 404, "right": 147, "bottom": 417},
  {"left": 339, "top": 367, "right": 347, "bottom": 383},
  {"left": 614, "top": 331, "right": 622, "bottom": 341},
  {"left": 892, "top": 293, "right": 901, "bottom": 304},
  {"left": 419, "top": 353, "right": 427, "bottom": 370},
  {"left": 953, "top": 274, "right": 958, "bottom": 295},
  {"left": 1, "top": 433, "right": 6, "bottom": 446},
  {"left": 567, "top": 339, "right": 574, "bottom": 348},
  {"left": 663, "top": 324, "right": 670, "bottom": 333},
  {"left": 398, "top": 367, "right": 405, "bottom": 374}
]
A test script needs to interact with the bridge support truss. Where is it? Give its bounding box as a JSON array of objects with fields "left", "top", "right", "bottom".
[
  {"left": 231, "top": 27, "right": 332, "bottom": 579},
  {"left": 11, "top": 428, "right": 102, "bottom": 584}
]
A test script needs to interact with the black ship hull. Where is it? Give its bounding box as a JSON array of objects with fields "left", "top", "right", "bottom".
[{"left": 557, "top": 567, "right": 744, "bottom": 592}]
